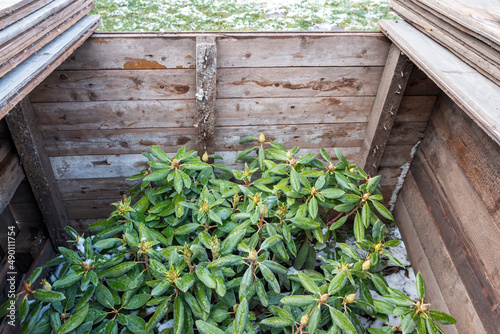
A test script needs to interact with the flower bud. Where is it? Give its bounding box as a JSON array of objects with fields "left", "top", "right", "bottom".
[
  {"left": 362, "top": 259, "right": 371, "bottom": 271},
  {"left": 210, "top": 236, "right": 220, "bottom": 259},
  {"left": 300, "top": 313, "right": 310, "bottom": 326},
  {"left": 248, "top": 248, "right": 258, "bottom": 261},
  {"left": 286, "top": 150, "right": 292, "bottom": 159},
  {"left": 345, "top": 293, "right": 357, "bottom": 304},
  {"left": 258, "top": 132, "right": 266, "bottom": 143},
  {"left": 183, "top": 245, "right": 193, "bottom": 266},
  {"left": 41, "top": 279, "right": 51, "bottom": 291},
  {"left": 319, "top": 294, "right": 329, "bottom": 304},
  {"left": 260, "top": 204, "right": 269, "bottom": 216},
  {"left": 202, "top": 151, "right": 209, "bottom": 162}
]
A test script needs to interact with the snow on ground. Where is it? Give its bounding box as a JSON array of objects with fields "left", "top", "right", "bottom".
[{"left": 92, "top": 0, "right": 400, "bottom": 32}]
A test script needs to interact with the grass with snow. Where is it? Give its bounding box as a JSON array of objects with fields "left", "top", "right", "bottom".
[{"left": 91, "top": 0, "right": 399, "bottom": 31}]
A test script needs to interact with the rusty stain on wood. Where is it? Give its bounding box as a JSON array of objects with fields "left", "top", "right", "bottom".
[
  {"left": 123, "top": 57, "right": 167, "bottom": 69},
  {"left": 231, "top": 78, "right": 360, "bottom": 91}
]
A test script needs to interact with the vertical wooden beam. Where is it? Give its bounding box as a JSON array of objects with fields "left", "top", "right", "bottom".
[
  {"left": 5, "top": 97, "right": 68, "bottom": 247},
  {"left": 195, "top": 35, "right": 217, "bottom": 159},
  {"left": 360, "top": 44, "right": 413, "bottom": 176}
]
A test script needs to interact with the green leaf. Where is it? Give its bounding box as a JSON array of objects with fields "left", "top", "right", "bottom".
[
  {"left": 174, "top": 295, "right": 185, "bottom": 334},
  {"left": 371, "top": 200, "right": 394, "bottom": 220},
  {"left": 416, "top": 272, "right": 426, "bottom": 301},
  {"left": 95, "top": 284, "right": 114, "bottom": 309},
  {"left": 58, "top": 247, "right": 81, "bottom": 264},
  {"left": 354, "top": 212, "right": 365, "bottom": 242},
  {"left": 260, "top": 264, "right": 280, "bottom": 293},
  {"left": 366, "top": 175, "right": 381, "bottom": 193},
  {"left": 150, "top": 146, "right": 171, "bottom": 162},
  {"left": 260, "top": 317, "right": 295, "bottom": 328},
  {"left": 196, "top": 320, "right": 225, "bottom": 334},
  {"left": 328, "top": 270, "right": 348, "bottom": 295},
  {"left": 175, "top": 272, "right": 196, "bottom": 292},
  {"left": 195, "top": 265, "right": 217, "bottom": 289},
  {"left": 281, "top": 295, "right": 316, "bottom": 307},
  {"left": 298, "top": 271, "right": 321, "bottom": 294},
  {"left": 123, "top": 294, "right": 150, "bottom": 310},
  {"left": 290, "top": 167, "right": 301, "bottom": 193},
  {"left": 239, "top": 267, "right": 253, "bottom": 301},
  {"left": 260, "top": 235, "right": 282, "bottom": 250},
  {"left": 236, "top": 147, "right": 255, "bottom": 161},
  {"left": 309, "top": 306, "right": 321, "bottom": 334},
  {"left": 320, "top": 188, "right": 345, "bottom": 199},
  {"left": 99, "top": 262, "right": 136, "bottom": 278},
  {"left": 33, "top": 290, "right": 66, "bottom": 303},
  {"left": 320, "top": 148, "right": 331, "bottom": 163},
  {"left": 145, "top": 298, "right": 170, "bottom": 332},
  {"left": 329, "top": 307, "right": 356, "bottom": 334},
  {"left": 174, "top": 223, "right": 200, "bottom": 236},
  {"left": 308, "top": 196, "right": 318, "bottom": 219},
  {"left": 234, "top": 297, "right": 249, "bottom": 334},
  {"left": 335, "top": 148, "right": 349, "bottom": 167},
  {"left": 144, "top": 169, "right": 170, "bottom": 181},
  {"left": 361, "top": 203, "right": 371, "bottom": 228},
  {"left": 428, "top": 310, "right": 456, "bottom": 325},
  {"left": 57, "top": 303, "right": 89, "bottom": 334},
  {"left": 19, "top": 296, "right": 29, "bottom": 322},
  {"left": 207, "top": 255, "right": 243, "bottom": 269},
  {"left": 53, "top": 272, "right": 83, "bottom": 288},
  {"left": 289, "top": 217, "right": 320, "bottom": 230},
  {"left": 255, "top": 278, "right": 269, "bottom": 307}
]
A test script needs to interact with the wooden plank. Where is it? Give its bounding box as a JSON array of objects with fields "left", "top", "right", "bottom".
[
  {"left": 6, "top": 98, "right": 69, "bottom": 247},
  {"left": 412, "top": 0, "right": 500, "bottom": 50},
  {"left": 398, "top": 174, "right": 485, "bottom": 333},
  {"left": 50, "top": 147, "right": 362, "bottom": 180},
  {"left": 58, "top": 36, "right": 196, "bottom": 70},
  {"left": 402, "top": 67, "right": 440, "bottom": 96},
  {"left": 0, "top": 0, "right": 73, "bottom": 46},
  {"left": 0, "top": 0, "right": 53, "bottom": 29},
  {"left": 217, "top": 67, "right": 383, "bottom": 98},
  {"left": 359, "top": 44, "right": 413, "bottom": 176},
  {"left": 216, "top": 34, "right": 390, "bottom": 67},
  {"left": 0, "top": 207, "right": 19, "bottom": 257},
  {"left": 0, "top": 151, "right": 25, "bottom": 214},
  {"left": 0, "top": 15, "right": 100, "bottom": 119},
  {"left": 0, "top": 0, "right": 36, "bottom": 15},
  {"left": 0, "top": 0, "right": 95, "bottom": 78},
  {"left": 30, "top": 68, "right": 196, "bottom": 103},
  {"left": 65, "top": 198, "right": 121, "bottom": 220},
  {"left": 378, "top": 144, "right": 419, "bottom": 168},
  {"left": 195, "top": 35, "right": 217, "bottom": 157},
  {"left": 391, "top": 1, "right": 500, "bottom": 85},
  {"left": 419, "top": 123, "right": 500, "bottom": 296},
  {"left": 379, "top": 20, "right": 500, "bottom": 146},
  {"left": 395, "top": 95, "right": 436, "bottom": 122},
  {"left": 41, "top": 123, "right": 366, "bottom": 157},
  {"left": 410, "top": 150, "right": 500, "bottom": 331},
  {"left": 431, "top": 95, "right": 500, "bottom": 222},
  {"left": 392, "top": 198, "right": 456, "bottom": 333},
  {"left": 57, "top": 178, "right": 139, "bottom": 200}
]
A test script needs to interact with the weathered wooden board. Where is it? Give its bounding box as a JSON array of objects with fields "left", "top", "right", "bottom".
[
  {"left": 0, "top": 15, "right": 100, "bottom": 119},
  {"left": 216, "top": 67, "right": 383, "bottom": 98},
  {"left": 393, "top": 198, "right": 456, "bottom": 334},
  {"left": 430, "top": 96, "right": 500, "bottom": 222},
  {"left": 378, "top": 144, "right": 420, "bottom": 168},
  {"left": 398, "top": 176, "right": 484, "bottom": 333},
  {"left": 0, "top": 0, "right": 73, "bottom": 46},
  {"left": 0, "top": 0, "right": 94, "bottom": 78},
  {"left": 409, "top": 153, "right": 500, "bottom": 332},
  {"left": 0, "top": 0, "right": 53, "bottom": 29},
  {"left": 360, "top": 44, "right": 413, "bottom": 176},
  {"left": 30, "top": 69, "right": 196, "bottom": 102},
  {"left": 420, "top": 124, "right": 500, "bottom": 296},
  {"left": 379, "top": 20, "right": 500, "bottom": 146},
  {"left": 65, "top": 198, "right": 122, "bottom": 220},
  {"left": 56, "top": 33, "right": 391, "bottom": 70},
  {"left": 412, "top": 0, "right": 500, "bottom": 50},
  {"left": 49, "top": 147, "right": 362, "bottom": 180},
  {"left": 57, "top": 177, "right": 139, "bottom": 200},
  {"left": 0, "top": 0, "right": 36, "bottom": 15},
  {"left": 0, "top": 151, "right": 25, "bottom": 214},
  {"left": 216, "top": 34, "right": 391, "bottom": 67},
  {"left": 391, "top": 1, "right": 500, "bottom": 85},
  {"left": 41, "top": 123, "right": 366, "bottom": 156},
  {"left": 6, "top": 98, "right": 69, "bottom": 247},
  {"left": 402, "top": 67, "right": 441, "bottom": 96}
]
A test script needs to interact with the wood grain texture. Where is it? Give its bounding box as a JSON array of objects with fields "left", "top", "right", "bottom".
[
  {"left": 393, "top": 198, "right": 456, "bottom": 334},
  {"left": 196, "top": 35, "right": 217, "bottom": 157},
  {"left": 391, "top": 0, "right": 500, "bottom": 85},
  {"left": 411, "top": 0, "right": 500, "bottom": 50},
  {"left": 360, "top": 43, "right": 413, "bottom": 176},
  {"left": 0, "top": 0, "right": 53, "bottom": 29},
  {"left": 0, "top": 15, "right": 100, "bottom": 119},
  {"left": 430, "top": 95, "right": 500, "bottom": 222},
  {"left": 216, "top": 67, "right": 383, "bottom": 98},
  {"left": 6, "top": 98, "right": 68, "bottom": 247},
  {"left": 0, "top": 151, "right": 25, "bottom": 215},
  {"left": 41, "top": 123, "right": 366, "bottom": 157},
  {"left": 49, "top": 147, "right": 361, "bottom": 180},
  {"left": 398, "top": 173, "right": 485, "bottom": 333},
  {"left": 379, "top": 20, "right": 500, "bottom": 146},
  {"left": 410, "top": 151, "right": 500, "bottom": 332},
  {"left": 0, "top": 0, "right": 36, "bottom": 15},
  {"left": 420, "top": 123, "right": 500, "bottom": 299},
  {"left": 30, "top": 69, "right": 196, "bottom": 102},
  {"left": 0, "top": 0, "right": 94, "bottom": 78}
]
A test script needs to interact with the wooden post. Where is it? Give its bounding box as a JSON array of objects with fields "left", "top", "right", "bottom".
[
  {"left": 359, "top": 44, "right": 413, "bottom": 176},
  {"left": 5, "top": 97, "right": 68, "bottom": 247},
  {"left": 195, "top": 35, "right": 217, "bottom": 159}
]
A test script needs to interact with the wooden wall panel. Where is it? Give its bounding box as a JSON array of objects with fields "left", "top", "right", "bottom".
[{"left": 393, "top": 94, "right": 500, "bottom": 333}]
